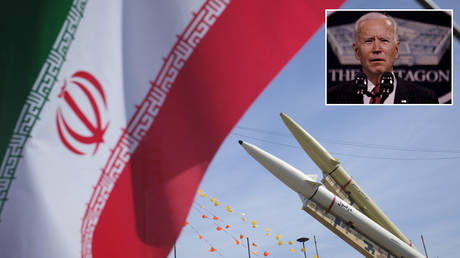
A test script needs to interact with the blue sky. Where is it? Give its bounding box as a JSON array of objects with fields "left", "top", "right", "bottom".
[{"left": 170, "top": 1, "right": 460, "bottom": 257}]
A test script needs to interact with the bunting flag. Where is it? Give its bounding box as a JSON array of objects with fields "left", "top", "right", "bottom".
[
  {"left": 194, "top": 204, "right": 253, "bottom": 252},
  {"left": 0, "top": 0, "right": 344, "bottom": 257},
  {"left": 182, "top": 221, "right": 224, "bottom": 256},
  {"left": 266, "top": 228, "right": 272, "bottom": 236},
  {"left": 193, "top": 199, "right": 314, "bottom": 256},
  {"left": 196, "top": 193, "right": 299, "bottom": 250},
  {"left": 226, "top": 205, "right": 233, "bottom": 213},
  {"left": 193, "top": 201, "right": 315, "bottom": 257}
]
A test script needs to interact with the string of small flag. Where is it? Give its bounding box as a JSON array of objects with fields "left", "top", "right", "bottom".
[
  {"left": 191, "top": 202, "right": 269, "bottom": 256},
  {"left": 196, "top": 189, "right": 313, "bottom": 255},
  {"left": 193, "top": 203, "right": 245, "bottom": 247},
  {"left": 184, "top": 221, "right": 226, "bottom": 257}
]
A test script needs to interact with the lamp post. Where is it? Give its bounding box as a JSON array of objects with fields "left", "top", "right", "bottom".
[{"left": 297, "top": 237, "right": 309, "bottom": 258}]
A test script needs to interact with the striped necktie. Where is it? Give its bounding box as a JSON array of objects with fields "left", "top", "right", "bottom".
[{"left": 370, "top": 85, "right": 381, "bottom": 104}]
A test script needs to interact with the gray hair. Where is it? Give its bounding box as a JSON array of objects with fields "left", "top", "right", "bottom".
[{"left": 354, "top": 12, "right": 398, "bottom": 43}]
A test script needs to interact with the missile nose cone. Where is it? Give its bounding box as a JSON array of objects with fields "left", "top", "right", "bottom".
[
  {"left": 280, "top": 113, "right": 339, "bottom": 173},
  {"left": 239, "top": 141, "right": 319, "bottom": 198}
]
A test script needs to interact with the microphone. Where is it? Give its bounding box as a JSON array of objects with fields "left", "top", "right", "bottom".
[
  {"left": 379, "top": 72, "right": 394, "bottom": 95},
  {"left": 353, "top": 72, "right": 368, "bottom": 96},
  {"left": 379, "top": 72, "right": 394, "bottom": 103}
]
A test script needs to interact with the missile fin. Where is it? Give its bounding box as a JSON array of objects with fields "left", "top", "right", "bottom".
[
  {"left": 304, "top": 174, "right": 322, "bottom": 188},
  {"left": 330, "top": 157, "right": 340, "bottom": 165},
  {"left": 305, "top": 180, "right": 322, "bottom": 188},
  {"left": 305, "top": 174, "right": 318, "bottom": 181}
]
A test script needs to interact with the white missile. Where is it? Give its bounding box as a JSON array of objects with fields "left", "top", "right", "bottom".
[
  {"left": 239, "top": 140, "right": 425, "bottom": 258},
  {"left": 280, "top": 113, "right": 413, "bottom": 247}
]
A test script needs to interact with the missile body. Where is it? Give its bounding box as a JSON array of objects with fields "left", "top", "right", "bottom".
[
  {"left": 280, "top": 113, "right": 412, "bottom": 246},
  {"left": 239, "top": 141, "right": 424, "bottom": 258}
]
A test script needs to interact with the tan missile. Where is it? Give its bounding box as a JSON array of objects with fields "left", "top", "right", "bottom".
[
  {"left": 280, "top": 113, "right": 413, "bottom": 248},
  {"left": 239, "top": 140, "right": 424, "bottom": 258}
]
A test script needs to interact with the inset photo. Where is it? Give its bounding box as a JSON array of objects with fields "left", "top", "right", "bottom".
[{"left": 325, "top": 10, "right": 452, "bottom": 105}]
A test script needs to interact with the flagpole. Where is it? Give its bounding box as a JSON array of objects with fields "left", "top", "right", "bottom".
[
  {"left": 314, "top": 235, "right": 319, "bottom": 258},
  {"left": 247, "top": 237, "right": 251, "bottom": 258},
  {"left": 421, "top": 235, "right": 429, "bottom": 258}
]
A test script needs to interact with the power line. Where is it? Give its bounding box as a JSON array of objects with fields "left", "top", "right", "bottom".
[
  {"left": 235, "top": 126, "right": 292, "bottom": 138},
  {"left": 231, "top": 133, "right": 299, "bottom": 149},
  {"left": 234, "top": 126, "right": 460, "bottom": 154},
  {"left": 230, "top": 132, "right": 460, "bottom": 160}
]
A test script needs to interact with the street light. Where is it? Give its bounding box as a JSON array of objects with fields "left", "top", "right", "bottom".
[{"left": 297, "top": 237, "right": 309, "bottom": 258}]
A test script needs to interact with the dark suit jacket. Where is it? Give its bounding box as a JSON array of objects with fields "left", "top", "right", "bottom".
[{"left": 327, "top": 77, "right": 439, "bottom": 104}]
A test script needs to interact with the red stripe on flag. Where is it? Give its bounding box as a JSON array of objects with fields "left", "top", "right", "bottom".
[{"left": 91, "top": 0, "right": 344, "bottom": 257}]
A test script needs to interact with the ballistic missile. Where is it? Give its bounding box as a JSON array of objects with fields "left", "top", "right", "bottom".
[
  {"left": 239, "top": 140, "right": 425, "bottom": 258},
  {"left": 279, "top": 113, "right": 413, "bottom": 247}
]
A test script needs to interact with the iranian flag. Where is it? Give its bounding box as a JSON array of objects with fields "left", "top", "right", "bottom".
[{"left": 0, "top": 0, "right": 344, "bottom": 257}]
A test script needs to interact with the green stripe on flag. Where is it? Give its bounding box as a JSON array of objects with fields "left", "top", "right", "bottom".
[
  {"left": 0, "top": 0, "right": 73, "bottom": 164},
  {"left": 0, "top": 0, "right": 87, "bottom": 218}
]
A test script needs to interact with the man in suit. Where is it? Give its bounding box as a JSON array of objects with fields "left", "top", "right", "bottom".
[{"left": 327, "top": 12, "right": 439, "bottom": 104}]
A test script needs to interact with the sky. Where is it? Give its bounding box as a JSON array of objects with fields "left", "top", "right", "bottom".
[{"left": 169, "top": 1, "right": 460, "bottom": 257}]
